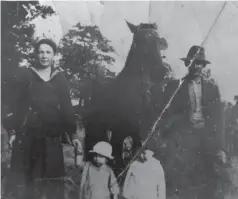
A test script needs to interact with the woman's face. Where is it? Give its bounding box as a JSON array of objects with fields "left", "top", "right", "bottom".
[{"left": 37, "top": 44, "right": 55, "bottom": 68}]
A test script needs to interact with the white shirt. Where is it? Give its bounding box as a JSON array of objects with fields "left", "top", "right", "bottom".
[
  {"left": 122, "top": 156, "right": 166, "bottom": 199},
  {"left": 188, "top": 77, "right": 205, "bottom": 127}
]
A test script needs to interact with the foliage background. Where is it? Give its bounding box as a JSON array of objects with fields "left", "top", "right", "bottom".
[{"left": 1, "top": 1, "right": 238, "bottom": 199}]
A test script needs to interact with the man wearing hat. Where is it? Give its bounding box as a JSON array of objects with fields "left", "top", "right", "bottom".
[{"left": 159, "top": 45, "right": 226, "bottom": 199}]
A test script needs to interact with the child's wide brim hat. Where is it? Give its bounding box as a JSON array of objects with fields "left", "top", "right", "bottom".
[{"left": 89, "top": 141, "right": 114, "bottom": 159}]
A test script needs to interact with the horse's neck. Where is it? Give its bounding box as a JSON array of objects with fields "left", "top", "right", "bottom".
[
  {"left": 118, "top": 52, "right": 161, "bottom": 82},
  {"left": 107, "top": 50, "right": 165, "bottom": 113}
]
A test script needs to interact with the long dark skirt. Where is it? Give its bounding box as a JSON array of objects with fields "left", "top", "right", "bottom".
[{"left": 6, "top": 136, "right": 65, "bottom": 199}]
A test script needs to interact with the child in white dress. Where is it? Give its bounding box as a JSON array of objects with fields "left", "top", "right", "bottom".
[{"left": 122, "top": 149, "right": 166, "bottom": 199}]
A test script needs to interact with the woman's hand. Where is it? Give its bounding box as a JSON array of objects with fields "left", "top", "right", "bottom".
[
  {"left": 72, "top": 139, "right": 84, "bottom": 168},
  {"left": 217, "top": 149, "right": 227, "bottom": 164},
  {"left": 72, "top": 139, "right": 81, "bottom": 150},
  {"left": 8, "top": 134, "right": 16, "bottom": 149}
]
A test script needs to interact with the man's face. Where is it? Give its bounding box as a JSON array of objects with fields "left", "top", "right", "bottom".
[
  {"left": 189, "top": 60, "right": 206, "bottom": 76},
  {"left": 37, "top": 44, "right": 55, "bottom": 68}
]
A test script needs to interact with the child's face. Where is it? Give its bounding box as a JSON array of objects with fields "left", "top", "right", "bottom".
[
  {"left": 94, "top": 153, "right": 107, "bottom": 167},
  {"left": 138, "top": 151, "right": 147, "bottom": 163}
]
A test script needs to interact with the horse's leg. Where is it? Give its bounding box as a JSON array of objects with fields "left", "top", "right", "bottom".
[
  {"left": 84, "top": 122, "right": 97, "bottom": 162},
  {"left": 83, "top": 129, "right": 90, "bottom": 162},
  {"left": 110, "top": 132, "right": 124, "bottom": 178}
]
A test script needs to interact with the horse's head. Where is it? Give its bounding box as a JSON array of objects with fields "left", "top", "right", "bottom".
[
  {"left": 126, "top": 21, "right": 168, "bottom": 54},
  {"left": 125, "top": 21, "right": 169, "bottom": 83}
]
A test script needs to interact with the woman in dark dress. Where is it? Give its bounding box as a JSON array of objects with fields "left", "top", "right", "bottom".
[{"left": 5, "top": 38, "right": 80, "bottom": 199}]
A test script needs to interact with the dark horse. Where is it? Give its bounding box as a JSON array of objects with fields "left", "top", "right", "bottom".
[{"left": 84, "top": 21, "right": 170, "bottom": 175}]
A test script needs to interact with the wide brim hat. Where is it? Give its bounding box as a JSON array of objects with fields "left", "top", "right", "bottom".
[
  {"left": 89, "top": 141, "right": 114, "bottom": 159},
  {"left": 180, "top": 45, "right": 211, "bottom": 66}
]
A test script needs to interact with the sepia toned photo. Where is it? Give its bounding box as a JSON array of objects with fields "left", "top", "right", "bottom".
[{"left": 1, "top": 1, "right": 238, "bottom": 199}]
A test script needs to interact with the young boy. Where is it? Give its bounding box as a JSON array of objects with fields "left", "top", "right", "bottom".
[
  {"left": 122, "top": 149, "right": 166, "bottom": 199},
  {"left": 79, "top": 141, "right": 119, "bottom": 199}
]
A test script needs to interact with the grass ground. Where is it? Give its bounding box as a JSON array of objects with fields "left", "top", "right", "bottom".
[
  {"left": 1, "top": 140, "right": 238, "bottom": 199},
  {"left": 225, "top": 157, "right": 238, "bottom": 199},
  {"left": 63, "top": 144, "right": 238, "bottom": 199},
  {"left": 63, "top": 144, "right": 82, "bottom": 199}
]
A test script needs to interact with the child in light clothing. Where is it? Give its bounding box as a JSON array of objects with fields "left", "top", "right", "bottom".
[
  {"left": 79, "top": 141, "right": 119, "bottom": 199},
  {"left": 122, "top": 149, "right": 166, "bottom": 199}
]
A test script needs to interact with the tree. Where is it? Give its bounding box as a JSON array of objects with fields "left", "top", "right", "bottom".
[
  {"left": 59, "top": 23, "right": 116, "bottom": 114},
  {"left": 1, "top": 1, "right": 55, "bottom": 118},
  {"left": 1, "top": 2, "right": 55, "bottom": 195},
  {"left": 234, "top": 95, "right": 238, "bottom": 105},
  {"left": 1, "top": 1, "right": 55, "bottom": 70}
]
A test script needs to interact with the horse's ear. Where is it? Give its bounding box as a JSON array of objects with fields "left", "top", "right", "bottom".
[
  {"left": 125, "top": 20, "right": 137, "bottom": 33},
  {"left": 152, "top": 23, "right": 157, "bottom": 30},
  {"left": 159, "top": 37, "right": 168, "bottom": 51}
]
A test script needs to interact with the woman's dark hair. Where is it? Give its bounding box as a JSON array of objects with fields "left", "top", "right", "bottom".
[{"left": 35, "top": 38, "right": 57, "bottom": 54}]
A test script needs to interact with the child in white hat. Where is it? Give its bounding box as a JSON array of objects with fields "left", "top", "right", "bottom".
[
  {"left": 122, "top": 148, "right": 166, "bottom": 199},
  {"left": 79, "top": 141, "right": 119, "bottom": 199}
]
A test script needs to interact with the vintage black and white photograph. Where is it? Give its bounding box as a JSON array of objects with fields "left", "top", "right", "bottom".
[{"left": 1, "top": 1, "right": 238, "bottom": 199}]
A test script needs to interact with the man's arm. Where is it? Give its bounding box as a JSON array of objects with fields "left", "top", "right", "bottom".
[
  {"left": 211, "top": 84, "right": 225, "bottom": 151},
  {"left": 213, "top": 85, "right": 227, "bottom": 164},
  {"left": 205, "top": 82, "right": 227, "bottom": 164}
]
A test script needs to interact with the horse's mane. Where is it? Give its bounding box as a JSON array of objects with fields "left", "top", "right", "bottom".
[
  {"left": 138, "top": 23, "right": 157, "bottom": 30},
  {"left": 89, "top": 22, "right": 168, "bottom": 116},
  {"left": 117, "top": 23, "right": 164, "bottom": 80}
]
